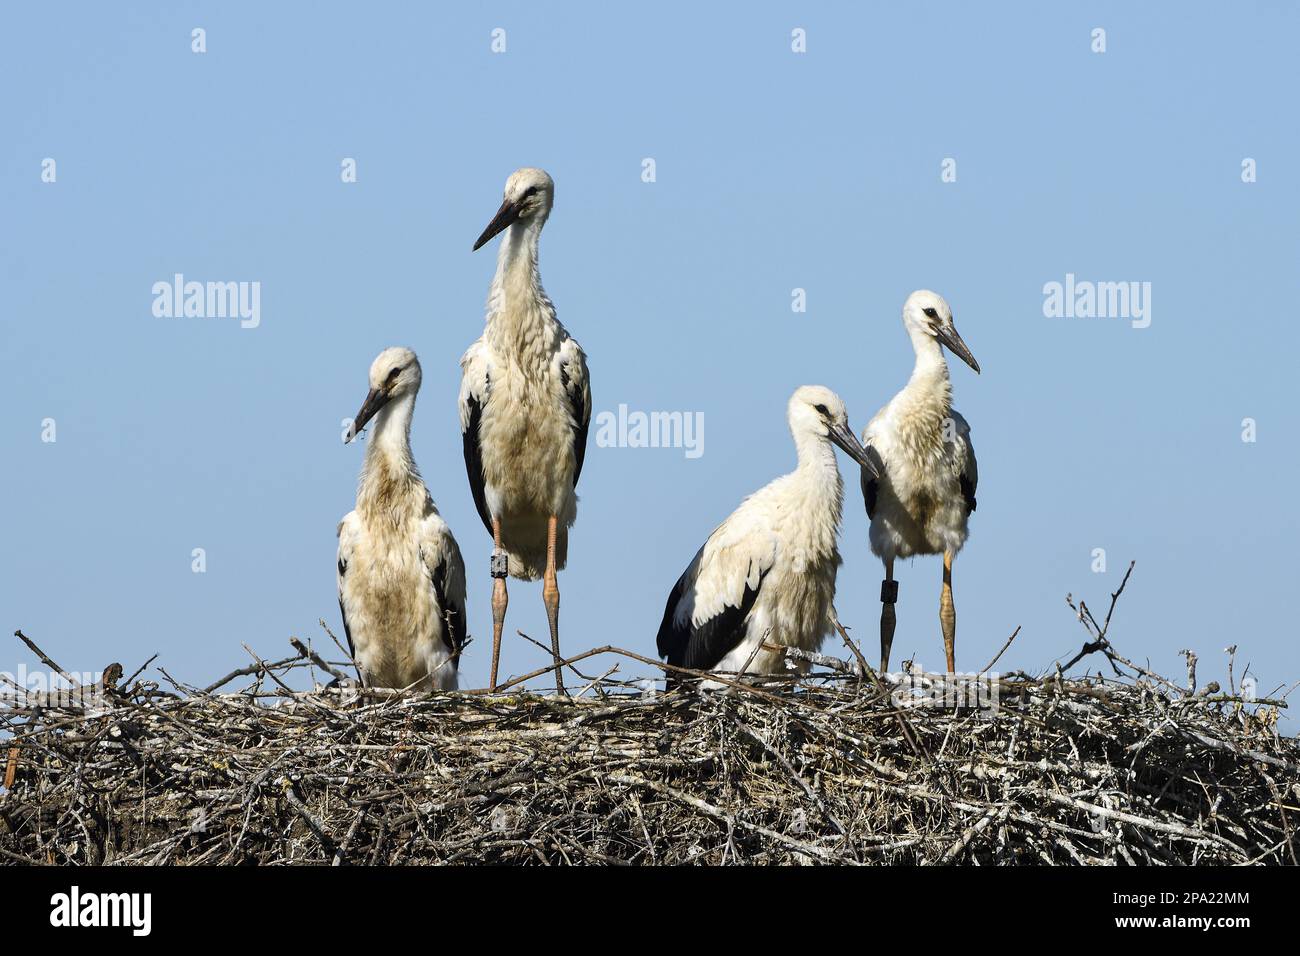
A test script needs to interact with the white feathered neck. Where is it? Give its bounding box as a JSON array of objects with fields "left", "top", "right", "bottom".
[
  {"left": 776, "top": 422, "right": 846, "bottom": 561},
  {"left": 484, "top": 219, "right": 563, "bottom": 379},
  {"left": 889, "top": 325, "right": 954, "bottom": 464},
  {"left": 357, "top": 392, "right": 425, "bottom": 525}
]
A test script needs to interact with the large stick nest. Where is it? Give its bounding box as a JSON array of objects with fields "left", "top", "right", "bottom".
[{"left": 2, "top": 641, "right": 1296, "bottom": 865}]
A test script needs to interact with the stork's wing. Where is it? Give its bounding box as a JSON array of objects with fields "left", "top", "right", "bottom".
[
  {"left": 860, "top": 416, "right": 887, "bottom": 520},
  {"left": 336, "top": 513, "right": 361, "bottom": 669},
  {"left": 458, "top": 342, "right": 494, "bottom": 537},
  {"left": 950, "top": 410, "right": 977, "bottom": 516},
  {"left": 861, "top": 471, "right": 879, "bottom": 520},
  {"left": 859, "top": 447, "right": 886, "bottom": 519},
  {"left": 960, "top": 474, "right": 977, "bottom": 514},
  {"left": 558, "top": 337, "right": 591, "bottom": 488},
  {"left": 418, "top": 504, "right": 468, "bottom": 663},
  {"left": 655, "top": 510, "right": 777, "bottom": 672}
]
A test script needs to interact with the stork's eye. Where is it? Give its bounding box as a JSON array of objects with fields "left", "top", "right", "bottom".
[
  {"left": 814, "top": 403, "right": 829, "bottom": 416},
  {"left": 923, "top": 307, "right": 939, "bottom": 319},
  {"left": 386, "top": 367, "right": 402, "bottom": 383},
  {"left": 522, "top": 185, "right": 539, "bottom": 198}
]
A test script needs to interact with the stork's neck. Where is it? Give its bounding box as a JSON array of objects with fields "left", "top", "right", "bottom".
[
  {"left": 358, "top": 393, "right": 424, "bottom": 522},
  {"left": 784, "top": 432, "right": 845, "bottom": 554},
  {"left": 903, "top": 325, "right": 953, "bottom": 412},
  {"left": 496, "top": 217, "right": 542, "bottom": 285},
  {"left": 792, "top": 432, "right": 845, "bottom": 503},
  {"left": 484, "top": 219, "right": 560, "bottom": 364}
]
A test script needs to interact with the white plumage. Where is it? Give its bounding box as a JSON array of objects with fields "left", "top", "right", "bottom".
[
  {"left": 656, "top": 386, "right": 880, "bottom": 680},
  {"left": 861, "top": 290, "right": 980, "bottom": 673},
  {"left": 337, "top": 347, "right": 467, "bottom": 691},
  {"left": 459, "top": 168, "right": 591, "bottom": 692}
]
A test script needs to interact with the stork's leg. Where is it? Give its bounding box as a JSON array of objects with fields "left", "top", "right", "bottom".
[
  {"left": 879, "top": 557, "right": 897, "bottom": 672},
  {"left": 489, "top": 517, "right": 508, "bottom": 692},
  {"left": 940, "top": 550, "right": 956, "bottom": 673},
  {"left": 542, "top": 515, "right": 566, "bottom": 695}
]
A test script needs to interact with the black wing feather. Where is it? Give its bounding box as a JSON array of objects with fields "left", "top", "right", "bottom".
[
  {"left": 960, "top": 473, "right": 977, "bottom": 515},
  {"left": 861, "top": 446, "right": 885, "bottom": 520},
  {"left": 656, "top": 551, "right": 769, "bottom": 672},
  {"left": 560, "top": 363, "right": 590, "bottom": 488},
  {"left": 655, "top": 560, "right": 695, "bottom": 663},
  {"left": 429, "top": 557, "right": 467, "bottom": 664},
  {"left": 337, "top": 598, "right": 356, "bottom": 662},
  {"left": 336, "top": 556, "right": 357, "bottom": 664},
  {"left": 461, "top": 389, "right": 493, "bottom": 536}
]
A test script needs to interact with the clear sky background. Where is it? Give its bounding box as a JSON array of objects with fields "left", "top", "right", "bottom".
[{"left": 3, "top": 3, "right": 1297, "bottom": 713}]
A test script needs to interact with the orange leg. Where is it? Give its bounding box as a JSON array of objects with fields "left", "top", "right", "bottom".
[
  {"left": 940, "top": 550, "right": 956, "bottom": 673},
  {"left": 542, "top": 515, "right": 566, "bottom": 695},
  {"left": 489, "top": 517, "right": 508, "bottom": 691}
]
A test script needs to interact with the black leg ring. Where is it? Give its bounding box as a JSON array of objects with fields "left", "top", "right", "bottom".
[{"left": 880, "top": 580, "right": 899, "bottom": 604}]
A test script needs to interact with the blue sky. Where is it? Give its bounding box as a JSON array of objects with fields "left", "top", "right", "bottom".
[{"left": 2, "top": 3, "right": 1297, "bottom": 710}]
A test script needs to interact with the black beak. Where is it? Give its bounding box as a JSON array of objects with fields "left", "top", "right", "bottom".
[
  {"left": 345, "top": 387, "right": 389, "bottom": 444},
  {"left": 936, "top": 323, "right": 980, "bottom": 374},
  {"left": 829, "top": 421, "right": 881, "bottom": 478},
  {"left": 472, "top": 198, "right": 522, "bottom": 251}
]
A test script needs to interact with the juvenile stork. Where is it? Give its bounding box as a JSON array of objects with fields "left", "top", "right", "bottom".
[
  {"left": 656, "top": 387, "right": 880, "bottom": 681},
  {"left": 337, "top": 347, "right": 468, "bottom": 690},
  {"left": 861, "top": 290, "right": 980, "bottom": 673},
  {"left": 460, "top": 168, "right": 591, "bottom": 693}
]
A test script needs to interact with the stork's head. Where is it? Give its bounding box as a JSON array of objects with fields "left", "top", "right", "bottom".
[
  {"left": 473, "top": 167, "right": 555, "bottom": 251},
  {"left": 902, "top": 290, "right": 980, "bottom": 374},
  {"left": 345, "top": 346, "right": 422, "bottom": 443},
  {"left": 789, "top": 385, "right": 882, "bottom": 477}
]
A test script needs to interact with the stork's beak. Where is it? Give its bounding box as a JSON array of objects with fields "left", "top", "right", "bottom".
[
  {"left": 936, "top": 323, "right": 980, "bottom": 374},
  {"left": 472, "top": 197, "right": 522, "bottom": 251},
  {"left": 345, "top": 387, "right": 389, "bottom": 444},
  {"left": 829, "top": 422, "right": 882, "bottom": 478}
]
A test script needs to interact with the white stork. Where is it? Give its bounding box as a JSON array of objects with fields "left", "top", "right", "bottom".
[
  {"left": 861, "top": 290, "right": 980, "bottom": 674},
  {"left": 656, "top": 386, "right": 880, "bottom": 681},
  {"left": 337, "top": 347, "right": 468, "bottom": 690},
  {"left": 459, "top": 168, "right": 591, "bottom": 693}
]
